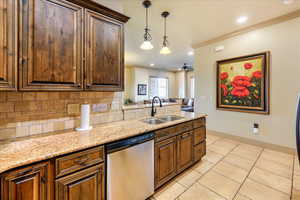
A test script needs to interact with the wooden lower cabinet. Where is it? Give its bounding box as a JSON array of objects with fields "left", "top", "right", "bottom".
[
  {"left": 194, "top": 127, "right": 206, "bottom": 145},
  {"left": 155, "top": 137, "right": 177, "bottom": 189},
  {"left": 0, "top": 161, "right": 53, "bottom": 200},
  {"left": 194, "top": 142, "right": 206, "bottom": 162},
  {"left": 155, "top": 119, "right": 207, "bottom": 189},
  {"left": 55, "top": 164, "right": 104, "bottom": 200},
  {"left": 176, "top": 131, "right": 194, "bottom": 173}
]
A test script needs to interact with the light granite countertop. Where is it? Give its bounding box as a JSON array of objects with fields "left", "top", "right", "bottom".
[{"left": 0, "top": 112, "right": 206, "bottom": 174}]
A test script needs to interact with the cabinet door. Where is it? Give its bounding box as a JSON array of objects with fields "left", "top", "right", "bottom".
[
  {"left": 177, "top": 131, "right": 194, "bottom": 173},
  {"left": 155, "top": 137, "right": 177, "bottom": 189},
  {"left": 85, "top": 9, "right": 124, "bottom": 91},
  {"left": 0, "top": 0, "right": 17, "bottom": 91},
  {"left": 56, "top": 164, "right": 104, "bottom": 200},
  {"left": 194, "top": 141, "right": 206, "bottom": 163},
  {"left": 194, "top": 127, "right": 206, "bottom": 145},
  {"left": 1, "top": 161, "right": 52, "bottom": 200},
  {"left": 19, "top": 0, "right": 83, "bottom": 91}
]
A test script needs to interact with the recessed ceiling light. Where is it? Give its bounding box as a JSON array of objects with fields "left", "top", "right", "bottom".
[
  {"left": 178, "top": 68, "right": 182, "bottom": 71},
  {"left": 236, "top": 16, "right": 248, "bottom": 24},
  {"left": 282, "top": 0, "right": 294, "bottom": 4},
  {"left": 150, "top": 63, "right": 155, "bottom": 67},
  {"left": 188, "top": 51, "right": 194, "bottom": 56}
]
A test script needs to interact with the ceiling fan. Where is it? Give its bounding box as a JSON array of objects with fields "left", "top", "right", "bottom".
[{"left": 181, "top": 63, "right": 193, "bottom": 71}]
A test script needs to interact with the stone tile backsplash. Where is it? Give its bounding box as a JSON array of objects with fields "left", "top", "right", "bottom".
[
  {"left": 0, "top": 91, "right": 123, "bottom": 140},
  {"left": 0, "top": 92, "right": 123, "bottom": 123},
  {"left": 0, "top": 91, "right": 181, "bottom": 141}
]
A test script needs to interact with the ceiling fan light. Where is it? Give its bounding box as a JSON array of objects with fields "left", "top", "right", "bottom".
[
  {"left": 160, "top": 46, "right": 171, "bottom": 54},
  {"left": 140, "top": 41, "right": 154, "bottom": 50}
]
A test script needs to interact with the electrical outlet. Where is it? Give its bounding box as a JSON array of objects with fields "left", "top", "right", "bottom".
[{"left": 253, "top": 123, "right": 259, "bottom": 134}]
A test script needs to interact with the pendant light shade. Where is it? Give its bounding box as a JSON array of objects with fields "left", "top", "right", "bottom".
[
  {"left": 141, "top": 0, "right": 153, "bottom": 50},
  {"left": 140, "top": 41, "right": 154, "bottom": 50},
  {"left": 160, "top": 11, "right": 171, "bottom": 55},
  {"left": 160, "top": 46, "right": 171, "bottom": 54}
]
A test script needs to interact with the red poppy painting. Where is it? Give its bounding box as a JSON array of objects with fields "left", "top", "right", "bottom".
[{"left": 216, "top": 52, "right": 270, "bottom": 114}]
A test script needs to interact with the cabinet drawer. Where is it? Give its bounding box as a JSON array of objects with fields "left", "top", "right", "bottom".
[
  {"left": 194, "top": 127, "right": 206, "bottom": 145},
  {"left": 55, "top": 146, "right": 104, "bottom": 178},
  {"left": 155, "top": 126, "right": 177, "bottom": 142},
  {"left": 193, "top": 117, "right": 206, "bottom": 128},
  {"left": 175, "top": 121, "right": 193, "bottom": 134},
  {"left": 194, "top": 142, "right": 206, "bottom": 162}
]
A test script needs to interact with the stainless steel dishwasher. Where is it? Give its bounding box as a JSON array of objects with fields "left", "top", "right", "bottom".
[{"left": 106, "top": 132, "right": 154, "bottom": 200}]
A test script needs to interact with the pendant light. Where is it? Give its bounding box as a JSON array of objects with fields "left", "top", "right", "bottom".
[
  {"left": 160, "top": 11, "right": 171, "bottom": 55},
  {"left": 140, "top": 0, "right": 153, "bottom": 50}
]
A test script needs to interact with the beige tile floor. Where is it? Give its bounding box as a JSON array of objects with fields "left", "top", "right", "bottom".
[{"left": 151, "top": 134, "right": 300, "bottom": 200}]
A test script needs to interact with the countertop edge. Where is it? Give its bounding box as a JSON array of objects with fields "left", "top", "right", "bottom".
[{"left": 0, "top": 113, "right": 207, "bottom": 174}]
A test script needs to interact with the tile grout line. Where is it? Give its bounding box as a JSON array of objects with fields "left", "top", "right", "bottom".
[
  {"left": 243, "top": 152, "right": 294, "bottom": 196},
  {"left": 184, "top": 140, "right": 242, "bottom": 200},
  {"left": 155, "top": 137, "right": 225, "bottom": 200},
  {"left": 221, "top": 153, "right": 257, "bottom": 171},
  {"left": 259, "top": 154, "right": 294, "bottom": 170},
  {"left": 248, "top": 175, "right": 292, "bottom": 196},
  {"left": 253, "top": 164, "right": 293, "bottom": 180},
  {"left": 176, "top": 137, "right": 230, "bottom": 199},
  {"left": 232, "top": 147, "right": 294, "bottom": 198},
  {"left": 232, "top": 147, "right": 294, "bottom": 199},
  {"left": 231, "top": 145, "right": 264, "bottom": 200}
]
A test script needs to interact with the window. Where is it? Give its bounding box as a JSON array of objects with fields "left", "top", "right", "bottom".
[
  {"left": 149, "top": 77, "right": 169, "bottom": 99},
  {"left": 190, "top": 77, "right": 195, "bottom": 98}
]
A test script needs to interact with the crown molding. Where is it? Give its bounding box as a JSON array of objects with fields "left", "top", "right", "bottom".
[{"left": 192, "top": 9, "right": 300, "bottom": 49}]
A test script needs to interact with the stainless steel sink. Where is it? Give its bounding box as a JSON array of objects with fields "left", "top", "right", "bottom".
[
  {"left": 141, "top": 115, "right": 183, "bottom": 124},
  {"left": 141, "top": 118, "right": 165, "bottom": 125},
  {"left": 157, "top": 115, "right": 184, "bottom": 122}
]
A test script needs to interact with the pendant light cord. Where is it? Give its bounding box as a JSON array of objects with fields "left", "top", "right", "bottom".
[
  {"left": 164, "top": 17, "right": 166, "bottom": 37},
  {"left": 144, "top": 4, "right": 152, "bottom": 41},
  {"left": 163, "top": 14, "right": 168, "bottom": 46},
  {"left": 146, "top": 7, "right": 149, "bottom": 29}
]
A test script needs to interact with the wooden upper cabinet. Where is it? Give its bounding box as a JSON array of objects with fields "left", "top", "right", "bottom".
[
  {"left": 0, "top": 0, "right": 17, "bottom": 91},
  {"left": 0, "top": 161, "right": 53, "bottom": 200},
  {"left": 19, "top": 0, "right": 83, "bottom": 91},
  {"left": 85, "top": 9, "right": 124, "bottom": 91}
]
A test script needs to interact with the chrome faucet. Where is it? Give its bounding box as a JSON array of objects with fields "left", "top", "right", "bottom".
[{"left": 151, "top": 96, "right": 162, "bottom": 117}]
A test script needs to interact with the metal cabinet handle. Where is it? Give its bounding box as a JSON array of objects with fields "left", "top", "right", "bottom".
[
  {"left": 41, "top": 176, "right": 47, "bottom": 183},
  {"left": 16, "top": 168, "right": 33, "bottom": 176},
  {"left": 74, "top": 156, "right": 89, "bottom": 166},
  {"left": 181, "top": 133, "right": 191, "bottom": 139}
]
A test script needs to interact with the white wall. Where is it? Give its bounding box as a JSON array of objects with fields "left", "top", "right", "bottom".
[
  {"left": 93, "top": 0, "right": 124, "bottom": 13},
  {"left": 186, "top": 71, "right": 195, "bottom": 98},
  {"left": 194, "top": 17, "right": 300, "bottom": 148},
  {"left": 125, "top": 66, "right": 177, "bottom": 102},
  {"left": 175, "top": 71, "right": 186, "bottom": 99}
]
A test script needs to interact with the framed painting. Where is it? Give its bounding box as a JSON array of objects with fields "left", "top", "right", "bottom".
[
  {"left": 137, "top": 84, "right": 147, "bottom": 95},
  {"left": 216, "top": 52, "right": 270, "bottom": 114}
]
